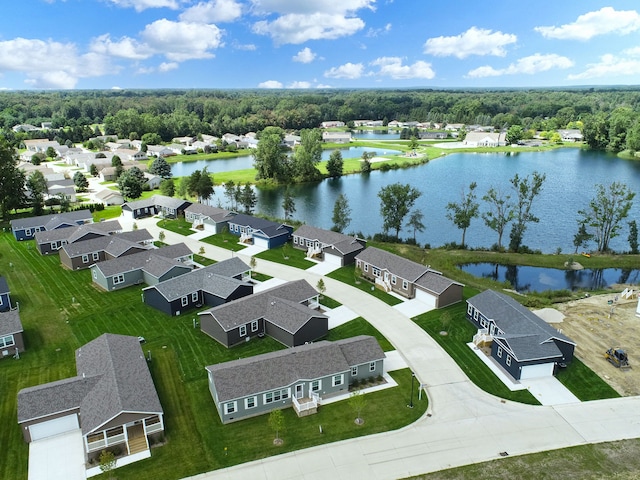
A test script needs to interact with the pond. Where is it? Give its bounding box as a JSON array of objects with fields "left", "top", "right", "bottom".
[
  {"left": 459, "top": 263, "right": 640, "bottom": 293},
  {"left": 351, "top": 131, "right": 401, "bottom": 140}
]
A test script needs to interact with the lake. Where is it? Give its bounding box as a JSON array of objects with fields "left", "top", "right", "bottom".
[
  {"left": 460, "top": 263, "right": 640, "bottom": 293},
  {"left": 352, "top": 131, "right": 401, "bottom": 140}
]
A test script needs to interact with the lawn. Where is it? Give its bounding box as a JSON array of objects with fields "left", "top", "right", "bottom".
[
  {"left": 555, "top": 357, "right": 620, "bottom": 401},
  {"left": 327, "top": 264, "right": 403, "bottom": 306},
  {"left": 255, "top": 243, "right": 315, "bottom": 269},
  {"left": 0, "top": 229, "right": 426, "bottom": 480},
  {"left": 156, "top": 217, "right": 194, "bottom": 236},
  {"left": 199, "top": 231, "right": 248, "bottom": 251}
]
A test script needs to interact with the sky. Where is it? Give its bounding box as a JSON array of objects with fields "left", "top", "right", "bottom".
[{"left": 1, "top": 0, "right": 640, "bottom": 90}]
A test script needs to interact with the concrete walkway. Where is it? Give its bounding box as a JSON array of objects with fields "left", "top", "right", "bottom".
[{"left": 120, "top": 216, "right": 640, "bottom": 479}]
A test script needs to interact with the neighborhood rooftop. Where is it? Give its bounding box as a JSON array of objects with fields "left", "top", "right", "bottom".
[
  {"left": 91, "top": 242, "right": 192, "bottom": 278},
  {"left": 0, "top": 310, "right": 23, "bottom": 337},
  {"left": 60, "top": 229, "right": 153, "bottom": 258},
  {"left": 294, "top": 225, "right": 365, "bottom": 255},
  {"left": 10, "top": 209, "right": 92, "bottom": 230},
  {"left": 34, "top": 220, "right": 122, "bottom": 244}
]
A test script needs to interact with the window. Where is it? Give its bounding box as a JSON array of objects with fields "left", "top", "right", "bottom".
[
  {"left": 363, "top": 264, "right": 368, "bottom": 272},
  {"left": 92, "top": 252, "right": 99, "bottom": 261},
  {"left": 473, "top": 310, "right": 479, "bottom": 321},
  {"left": 113, "top": 274, "right": 125, "bottom": 285},
  {"left": 306, "top": 239, "right": 312, "bottom": 247},
  {"left": 467, "top": 304, "right": 473, "bottom": 316},
  {"left": 402, "top": 280, "right": 408, "bottom": 290},
  {"left": 181, "top": 296, "right": 188, "bottom": 307},
  {"left": 369, "top": 361, "right": 376, "bottom": 372},
  {"left": 506, "top": 355, "right": 511, "bottom": 366},
  {"left": 293, "top": 237, "right": 298, "bottom": 244},
  {"left": 25, "top": 229, "right": 32, "bottom": 236},
  {"left": 372, "top": 267, "right": 381, "bottom": 277},
  {"left": 311, "top": 380, "right": 321, "bottom": 392},
  {"left": 223, "top": 402, "right": 237, "bottom": 415},
  {"left": 245, "top": 396, "right": 257, "bottom": 409},
  {"left": 332, "top": 374, "right": 344, "bottom": 387},
  {"left": 239, "top": 325, "right": 247, "bottom": 337},
  {"left": 82, "top": 254, "right": 89, "bottom": 263},
  {"left": 351, "top": 366, "right": 358, "bottom": 376},
  {"left": 264, "top": 389, "right": 290, "bottom": 404},
  {"left": 0, "top": 335, "right": 15, "bottom": 348},
  {"left": 497, "top": 346, "right": 503, "bottom": 358},
  {"left": 391, "top": 275, "right": 397, "bottom": 285},
  {"left": 191, "top": 292, "right": 198, "bottom": 302},
  {"left": 251, "top": 320, "right": 258, "bottom": 332}
]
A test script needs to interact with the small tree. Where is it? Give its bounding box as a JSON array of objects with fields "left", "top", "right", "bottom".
[
  {"left": 331, "top": 194, "right": 351, "bottom": 233},
  {"left": 46, "top": 146, "right": 57, "bottom": 160},
  {"left": 316, "top": 278, "right": 326, "bottom": 298},
  {"left": 326, "top": 150, "right": 344, "bottom": 177},
  {"left": 406, "top": 210, "right": 425, "bottom": 243},
  {"left": 349, "top": 390, "right": 367, "bottom": 425},
  {"left": 73, "top": 171, "right": 89, "bottom": 192},
  {"left": 445, "top": 182, "right": 479, "bottom": 248},
  {"left": 99, "top": 449, "right": 116, "bottom": 479},
  {"left": 160, "top": 178, "right": 175, "bottom": 197},
  {"left": 629, "top": 220, "right": 639, "bottom": 254},
  {"left": 249, "top": 256, "right": 257, "bottom": 276},
  {"left": 282, "top": 188, "right": 296, "bottom": 220},
  {"left": 158, "top": 231, "right": 166, "bottom": 243},
  {"left": 573, "top": 222, "right": 593, "bottom": 253},
  {"left": 268, "top": 409, "right": 285, "bottom": 445},
  {"left": 90, "top": 164, "right": 98, "bottom": 177},
  {"left": 440, "top": 311, "right": 452, "bottom": 332}
]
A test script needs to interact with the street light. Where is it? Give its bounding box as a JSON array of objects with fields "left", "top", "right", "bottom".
[{"left": 408, "top": 372, "right": 415, "bottom": 408}]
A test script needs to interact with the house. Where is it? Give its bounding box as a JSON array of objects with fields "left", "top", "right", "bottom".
[
  {"left": 13, "top": 124, "right": 40, "bottom": 133},
  {"left": 444, "top": 123, "right": 465, "bottom": 131},
  {"left": 17, "top": 334, "right": 164, "bottom": 465},
  {"left": 95, "top": 189, "right": 124, "bottom": 206},
  {"left": 320, "top": 121, "right": 345, "bottom": 128},
  {"left": 60, "top": 229, "right": 154, "bottom": 270},
  {"left": 122, "top": 195, "right": 192, "bottom": 220},
  {"left": 419, "top": 132, "right": 447, "bottom": 140},
  {"left": 322, "top": 131, "right": 352, "bottom": 143},
  {"left": 463, "top": 131, "right": 507, "bottom": 147},
  {"left": 34, "top": 219, "right": 123, "bottom": 255},
  {"left": 0, "top": 276, "right": 12, "bottom": 312},
  {"left": 282, "top": 134, "right": 301, "bottom": 148},
  {"left": 199, "top": 279, "right": 327, "bottom": 348},
  {"left": 143, "top": 172, "right": 162, "bottom": 189},
  {"left": 205, "top": 335, "right": 385, "bottom": 424},
  {"left": 142, "top": 257, "right": 253, "bottom": 316},
  {"left": 466, "top": 290, "right": 576, "bottom": 380},
  {"left": 146, "top": 145, "right": 175, "bottom": 157},
  {"left": 184, "top": 203, "right": 236, "bottom": 234},
  {"left": 227, "top": 214, "right": 293, "bottom": 249},
  {"left": 172, "top": 136, "right": 196, "bottom": 146},
  {"left": 292, "top": 225, "right": 366, "bottom": 266},
  {"left": 355, "top": 247, "right": 463, "bottom": 308},
  {"left": 558, "top": 129, "right": 583, "bottom": 142},
  {"left": 0, "top": 309, "right": 24, "bottom": 358},
  {"left": 10, "top": 210, "right": 93, "bottom": 241},
  {"left": 90, "top": 243, "right": 193, "bottom": 291}
]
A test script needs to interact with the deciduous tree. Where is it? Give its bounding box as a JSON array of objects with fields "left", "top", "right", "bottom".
[
  {"left": 332, "top": 193, "right": 351, "bottom": 233},
  {"left": 240, "top": 183, "right": 257, "bottom": 214},
  {"left": 73, "top": 171, "right": 89, "bottom": 192},
  {"left": 378, "top": 183, "right": 422, "bottom": 240},
  {"left": 509, "top": 171, "right": 546, "bottom": 252},
  {"left": 253, "top": 126, "right": 286, "bottom": 181},
  {"left": 282, "top": 188, "right": 296, "bottom": 220},
  {"left": 406, "top": 210, "right": 425, "bottom": 243},
  {"left": 326, "top": 150, "right": 344, "bottom": 178},
  {"left": 149, "top": 156, "right": 172, "bottom": 179},
  {"left": 482, "top": 187, "right": 514, "bottom": 250},
  {"left": 445, "top": 182, "right": 479, "bottom": 248}
]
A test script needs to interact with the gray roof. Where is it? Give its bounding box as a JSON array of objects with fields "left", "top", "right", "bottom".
[
  {"left": 206, "top": 336, "right": 385, "bottom": 402},
  {"left": 467, "top": 290, "right": 576, "bottom": 362},
  {"left": 95, "top": 189, "right": 123, "bottom": 201},
  {"left": 0, "top": 309, "right": 22, "bottom": 336},
  {"left": 122, "top": 194, "right": 190, "bottom": 212},
  {"left": 34, "top": 220, "right": 122, "bottom": 245},
  {"left": 18, "top": 334, "right": 163, "bottom": 435},
  {"left": 185, "top": 203, "right": 236, "bottom": 223},
  {"left": 92, "top": 243, "right": 192, "bottom": 278},
  {"left": 199, "top": 279, "right": 320, "bottom": 332},
  {"left": 10, "top": 210, "right": 92, "bottom": 231},
  {"left": 293, "top": 225, "right": 365, "bottom": 255},
  {"left": 414, "top": 271, "right": 463, "bottom": 295},
  {"left": 144, "top": 257, "right": 250, "bottom": 301},
  {"left": 229, "top": 214, "right": 291, "bottom": 239},
  {"left": 0, "top": 276, "right": 8, "bottom": 295},
  {"left": 61, "top": 232, "right": 152, "bottom": 258}
]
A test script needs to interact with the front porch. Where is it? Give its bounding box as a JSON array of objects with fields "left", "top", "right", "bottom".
[
  {"left": 85, "top": 414, "right": 164, "bottom": 459},
  {"left": 292, "top": 393, "right": 319, "bottom": 417}
]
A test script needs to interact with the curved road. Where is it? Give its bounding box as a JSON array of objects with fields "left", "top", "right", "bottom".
[{"left": 131, "top": 216, "right": 640, "bottom": 480}]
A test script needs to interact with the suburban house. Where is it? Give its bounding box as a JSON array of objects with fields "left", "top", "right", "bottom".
[
  {"left": 199, "top": 279, "right": 327, "bottom": 348},
  {"left": 0, "top": 276, "right": 12, "bottom": 312},
  {"left": 46, "top": 178, "right": 77, "bottom": 203},
  {"left": 355, "top": 247, "right": 464, "bottom": 308},
  {"left": 142, "top": 257, "right": 253, "bottom": 316},
  {"left": 322, "top": 131, "right": 352, "bottom": 143},
  {"left": 90, "top": 243, "right": 193, "bottom": 291},
  {"left": 205, "top": 335, "right": 385, "bottom": 424},
  {"left": 466, "top": 290, "right": 576, "bottom": 380},
  {"left": 95, "top": 189, "right": 124, "bottom": 206},
  {"left": 320, "top": 121, "right": 345, "bottom": 128},
  {"left": 463, "top": 131, "right": 507, "bottom": 147},
  {"left": 184, "top": 203, "right": 236, "bottom": 234},
  {"left": 558, "top": 129, "right": 584, "bottom": 142},
  {"left": 122, "top": 195, "right": 192, "bottom": 220},
  {"left": 0, "top": 308, "right": 24, "bottom": 359},
  {"left": 292, "top": 225, "right": 366, "bottom": 266},
  {"left": 419, "top": 131, "right": 447, "bottom": 140},
  {"left": 10, "top": 210, "right": 93, "bottom": 241},
  {"left": 34, "top": 220, "right": 123, "bottom": 255},
  {"left": 143, "top": 172, "right": 162, "bottom": 190},
  {"left": 227, "top": 214, "right": 293, "bottom": 249},
  {"left": 17, "top": 334, "right": 164, "bottom": 465},
  {"left": 60, "top": 229, "right": 154, "bottom": 270}
]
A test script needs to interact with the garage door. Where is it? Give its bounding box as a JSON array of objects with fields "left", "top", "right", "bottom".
[
  {"left": 323, "top": 252, "right": 343, "bottom": 266},
  {"left": 520, "top": 362, "right": 554, "bottom": 379},
  {"left": 414, "top": 288, "right": 437, "bottom": 308},
  {"left": 253, "top": 237, "right": 270, "bottom": 248},
  {"left": 29, "top": 414, "right": 79, "bottom": 441}
]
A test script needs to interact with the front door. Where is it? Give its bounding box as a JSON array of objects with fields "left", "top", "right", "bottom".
[{"left": 295, "top": 384, "right": 304, "bottom": 399}]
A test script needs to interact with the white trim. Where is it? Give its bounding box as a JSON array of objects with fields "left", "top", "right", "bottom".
[
  {"left": 244, "top": 396, "right": 257, "bottom": 409},
  {"left": 239, "top": 325, "right": 247, "bottom": 337},
  {"left": 223, "top": 401, "right": 237, "bottom": 415}
]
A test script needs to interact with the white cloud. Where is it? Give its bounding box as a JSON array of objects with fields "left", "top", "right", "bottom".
[
  {"left": 535, "top": 7, "right": 640, "bottom": 41},
  {"left": 159, "top": 62, "right": 179, "bottom": 72},
  {"left": 288, "top": 81, "right": 311, "bottom": 88},
  {"left": 568, "top": 53, "right": 640, "bottom": 80},
  {"left": 258, "top": 80, "right": 283, "bottom": 88},
  {"left": 253, "top": 13, "right": 364, "bottom": 44},
  {"left": 424, "top": 27, "right": 517, "bottom": 59},
  {"left": 370, "top": 57, "right": 435, "bottom": 79},
  {"left": 141, "top": 19, "right": 224, "bottom": 61},
  {"left": 180, "top": 0, "right": 242, "bottom": 23},
  {"left": 292, "top": 47, "right": 316, "bottom": 63},
  {"left": 249, "top": 0, "right": 375, "bottom": 15},
  {"left": 316, "top": 83, "right": 332, "bottom": 88},
  {"left": 366, "top": 23, "right": 391, "bottom": 37},
  {"left": 324, "top": 62, "right": 364, "bottom": 79},
  {"left": 0, "top": 38, "right": 113, "bottom": 89},
  {"left": 467, "top": 53, "right": 574, "bottom": 78},
  {"left": 90, "top": 34, "right": 151, "bottom": 60},
  {"left": 233, "top": 42, "right": 257, "bottom": 50},
  {"left": 105, "top": 0, "right": 180, "bottom": 12}
]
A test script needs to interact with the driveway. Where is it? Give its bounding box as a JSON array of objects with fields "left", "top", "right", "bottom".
[
  {"left": 393, "top": 297, "right": 436, "bottom": 318},
  {"left": 29, "top": 430, "right": 85, "bottom": 480}
]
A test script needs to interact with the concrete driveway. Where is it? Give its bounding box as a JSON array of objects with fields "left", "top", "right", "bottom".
[{"left": 29, "top": 430, "right": 85, "bottom": 480}]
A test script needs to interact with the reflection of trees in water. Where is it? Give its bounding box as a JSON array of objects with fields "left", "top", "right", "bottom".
[
  {"left": 565, "top": 269, "right": 606, "bottom": 290},
  {"left": 504, "top": 265, "right": 531, "bottom": 293},
  {"left": 618, "top": 269, "right": 640, "bottom": 285}
]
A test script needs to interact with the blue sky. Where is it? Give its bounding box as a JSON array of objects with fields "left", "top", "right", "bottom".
[{"left": 2, "top": 0, "right": 640, "bottom": 90}]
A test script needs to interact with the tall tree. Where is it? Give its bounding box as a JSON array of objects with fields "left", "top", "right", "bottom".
[
  {"left": 578, "top": 182, "right": 635, "bottom": 253},
  {"left": 573, "top": 222, "right": 593, "bottom": 253},
  {"left": 326, "top": 150, "right": 344, "bottom": 178},
  {"left": 332, "top": 193, "right": 351, "bottom": 233},
  {"left": 27, "top": 170, "right": 48, "bottom": 216},
  {"left": 378, "top": 183, "right": 422, "bottom": 240},
  {"left": 292, "top": 128, "right": 322, "bottom": 181},
  {"left": 509, "top": 171, "right": 546, "bottom": 252},
  {"left": 481, "top": 187, "right": 514, "bottom": 249},
  {"left": 160, "top": 178, "right": 175, "bottom": 197},
  {"left": 118, "top": 168, "right": 144, "bottom": 200},
  {"left": 240, "top": 183, "right": 257, "bottom": 214},
  {"left": 628, "top": 220, "right": 639, "bottom": 254},
  {"left": 149, "top": 156, "right": 172, "bottom": 179},
  {"left": 197, "top": 168, "right": 215, "bottom": 204},
  {"left": 506, "top": 125, "right": 524, "bottom": 144},
  {"left": 223, "top": 180, "right": 236, "bottom": 210},
  {"left": 253, "top": 126, "right": 286, "bottom": 181},
  {"left": 282, "top": 188, "right": 296, "bottom": 220},
  {"left": 446, "top": 182, "right": 479, "bottom": 248},
  {"left": 406, "top": 210, "right": 426, "bottom": 243},
  {"left": 73, "top": 171, "right": 89, "bottom": 192}
]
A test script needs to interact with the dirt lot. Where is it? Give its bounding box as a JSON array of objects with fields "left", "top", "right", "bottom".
[{"left": 553, "top": 286, "right": 640, "bottom": 396}]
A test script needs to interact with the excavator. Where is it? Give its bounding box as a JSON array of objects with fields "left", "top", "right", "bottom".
[{"left": 605, "top": 348, "right": 631, "bottom": 370}]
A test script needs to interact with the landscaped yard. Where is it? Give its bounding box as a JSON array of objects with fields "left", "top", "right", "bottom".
[
  {"left": 255, "top": 243, "right": 315, "bottom": 269},
  {"left": 156, "top": 217, "right": 195, "bottom": 236},
  {"left": 327, "top": 264, "right": 403, "bottom": 306},
  {"left": 199, "top": 230, "right": 248, "bottom": 251},
  {"left": 0, "top": 230, "right": 426, "bottom": 480}
]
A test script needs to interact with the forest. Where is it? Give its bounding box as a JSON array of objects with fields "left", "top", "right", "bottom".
[{"left": 1, "top": 87, "right": 640, "bottom": 153}]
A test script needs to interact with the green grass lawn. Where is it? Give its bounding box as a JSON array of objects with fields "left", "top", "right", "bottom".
[
  {"left": 156, "top": 218, "right": 194, "bottom": 236},
  {"left": 555, "top": 357, "right": 620, "bottom": 401},
  {"left": 92, "top": 206, "right": 122, "bottom": 221},
  {"left": 327, "top": 264, "right": 403, "bottom": 306},
  {"left": 255, "top": 243, "right": 315, "bottom": 269},
  {"left": 199, "top": 231, "right": 248, "bottom": 251},
  {"left": 325, "top": 317, "right": 394, "bottom": 352},
  {"left": 250, "top": 271, "right": 272, "bottom": 282},
  {"left": 319, "top": 294, "right": 342, "bottom": 309},
  {"left": 193, "top": 254, "right": 216, "bottom": 266}
]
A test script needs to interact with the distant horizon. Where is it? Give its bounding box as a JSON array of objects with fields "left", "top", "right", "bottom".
[{"left": 2, "top": 1, "right": 640, "bottom": 90}]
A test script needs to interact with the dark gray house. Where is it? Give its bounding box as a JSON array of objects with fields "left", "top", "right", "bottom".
[
  {"left": 10, "top": 210, "right": 93, "bottom": 241},
  {"left": 227, "top": 214, "right": 293, "bottom": 249},
  {"left": 355, "top": 247, "right": 464, "bottom": 308},
  {"left": 122, "top": 195, "right": 191, "bottom": 220},
  {"left": 90, "top": 243, "right": 193, "bottom": 291},
  {"left": 34, "top": 220, "right": 123, "bottom": 255},
  {"left": 17, "top": 334, "right": 164, "bottom": 464},
  {"left": 142, "top": 257, "right": 253, "bottom": 316},
  {"left": 60, "top": 229, "right": 154, "bottom": 270},
  {"left": 184, "top": 203, "right": 236, "bottom": 235},
  {"left": 199, "top": 279, "right": 327, "bottom": 348},
  {"left": 292, "top": 225, "right": 366, "bottom": 266},
  {"left": 0, "top": 309, "right": 24, "bottom": 359},
  {"left": 0, "top": 276, "right": 11, "bottom": 312},
  {"left": 466, "top": 290, "right": 576, "bottom": 380},
  {"left": 206, "top": 335, "right": 385, "bottom": 423}
]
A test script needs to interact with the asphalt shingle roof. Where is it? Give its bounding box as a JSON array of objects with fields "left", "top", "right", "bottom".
[
  {"left": 61, "top": 231, "right": 152, "bottom": 258},
  {"left": 185, "top": 203, "right": 236, "bottom": 223},
  {"left": 0, "top": 309, "right": 22, "bottom": 336},
  {"left": 10, "top": 210, "right": 92, "bottom": 231},
  {"left": 34, "top": 220, "right": 122, "bottom": 244},
  {"left": 92, "top": 242, "right": 192, "bottom": 278},
  {"left": 293, "top": 225, "right": 366, "bottom": 255},
  {"left": 229, "top": 214, "right": 290, "bottom": 239},
  {"left": 123, "top": 194, "right": 190, "bottom": 212},
  {"left": 0, "top": 276, "right": 8, "bottom": 295}
]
